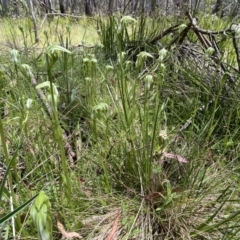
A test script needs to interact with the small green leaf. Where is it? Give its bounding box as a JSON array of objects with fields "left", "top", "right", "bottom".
[
  {"left": 178, "top": 24, "right": 187, "bottom": 31},
  {"left": 158, "top": 48, "right": 168, "bottom": 62},
  {"left": 10, "top": 49, "right": 19, "bottom": 63},
  {"left": 145, "top": 74, "right": 153, "bottom": 89},
  {"left": 26, "top": 99, "right": 33, "bottom": 109},
  {"left": 20, "top": 64, "right": 32, "bottom": 77},
  {"left": 30, "top": 191, "right": 53, "bottom": 240},
  {"left": 120, "top": 16, "right": 137, "bottom": 24},
  {"left": 204, "top": 47, "right": 215, "bottom": 60},
  {"left": 46, "top": 45, "right": 71, "bottom": 55},
  {"left": 0, "top": 194, "right": 38, "bottom": 225},
  {"left": 136, "top": 52, "right": 153, "bottom": 69},
  {"left": 36, "top": 81, "right": 51, "bottom": 89}
]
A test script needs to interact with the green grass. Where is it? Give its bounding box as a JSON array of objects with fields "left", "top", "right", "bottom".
[{"left": 1, "top": 13, "right": 240, "bottom": 239}]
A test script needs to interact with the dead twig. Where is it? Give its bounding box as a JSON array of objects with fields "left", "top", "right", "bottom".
[
  {"left": 167, "top": 22, "right": 192, "bottom": 49},
  {"left": 231, "top": 25, "right": 240, "bottom": 72},
  {"left": 150, "top": 24, "right": 180, "bottom": 45},
  {"left": 186, "top": 12, "right": 235, "bottom": 84},
  {"left": 186, "top": 12, "right": 229, "bottom": 35}
]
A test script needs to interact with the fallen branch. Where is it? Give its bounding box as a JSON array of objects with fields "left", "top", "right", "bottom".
[
  {"left": 186, "top": 12, "right": 235, "bottom": 84},
  {"left": 167, "top": 22, "right": 192, "bottom": 49},
  {"left": 186, "top": 12, "right": 229, "bottom": 35},
  {"left": 231, "top": 25, "right": 240, "bottom": 71},
  {"left": 150, "top": 24, "right": 180, "bottom": 45}
]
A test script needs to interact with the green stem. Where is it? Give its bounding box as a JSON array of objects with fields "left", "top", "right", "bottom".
[
  {"left": 0, "top": 116, "right": 21, "bottom": 231},
  {"left": 46, "top": 55, "right": 72, "bottom": 204}
]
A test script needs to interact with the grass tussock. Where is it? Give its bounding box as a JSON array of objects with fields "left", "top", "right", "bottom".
[{"left": 1, "top": 13, "right": 240, "bottom": 239}]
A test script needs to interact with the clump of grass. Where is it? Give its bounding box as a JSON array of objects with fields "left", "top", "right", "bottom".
[{"left": 1, "top": 12, "right": 240, "bottom": 240}]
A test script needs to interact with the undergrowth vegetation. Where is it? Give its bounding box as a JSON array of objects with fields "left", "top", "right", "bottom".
[{"left": 1, "top": 13, "right": 240, "bottom": 239}]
